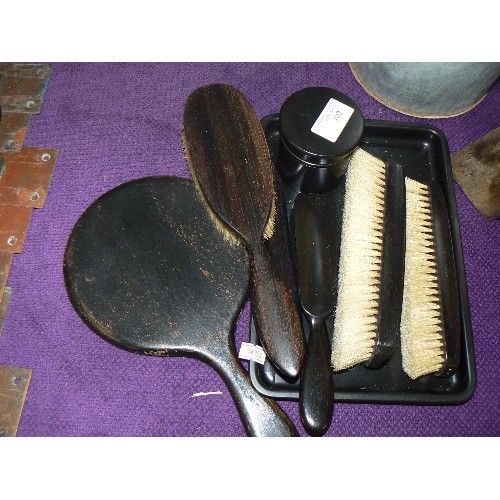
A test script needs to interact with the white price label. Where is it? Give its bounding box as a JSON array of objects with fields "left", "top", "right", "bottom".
[
  {"left": 238, "top": 342, "right": 266, "bottom": 364},
  {"left": 311, "top": 98, "right": 355, "bottom": 143}
]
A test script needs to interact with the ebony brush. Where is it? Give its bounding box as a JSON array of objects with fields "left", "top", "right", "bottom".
[{"left": 182, "top": 84, "right": 305, "bottom": 380}]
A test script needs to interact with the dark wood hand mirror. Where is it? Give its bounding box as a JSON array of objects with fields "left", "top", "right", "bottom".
[{"left": 63, "top": 176, "right": 297, "bottom": 437}]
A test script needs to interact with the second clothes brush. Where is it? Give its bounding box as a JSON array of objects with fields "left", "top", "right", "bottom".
[{"left": 401, "top": 178, "right": 460, "bottom": 379}]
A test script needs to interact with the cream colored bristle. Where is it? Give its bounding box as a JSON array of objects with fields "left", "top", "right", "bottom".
[
  {"left": 262, "top": 195, "right": 277, "bottom": 240},
  {"left": 401, "top": 178, "right": 445, "bottom": 379},
  {"left": 181, "top": 130, "right": 243, "bottom": 247},
  {"left": 331, "top": 148, "right": 387, "bottom": 371}
]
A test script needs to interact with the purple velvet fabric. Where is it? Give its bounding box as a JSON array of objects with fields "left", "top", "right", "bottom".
[{"left": 1, "top": 63, "right": 498, "bottom": 437}]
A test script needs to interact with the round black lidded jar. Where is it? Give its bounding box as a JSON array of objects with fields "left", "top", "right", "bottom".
[{"left": 277, "top": 87, "right": 364, "bottom": 193}]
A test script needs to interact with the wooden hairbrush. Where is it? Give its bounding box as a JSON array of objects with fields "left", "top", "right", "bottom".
[{"left": 182, "top": 84, "right": 305, "bottom": 380}]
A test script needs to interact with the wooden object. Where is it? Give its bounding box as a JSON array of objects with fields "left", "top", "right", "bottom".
[
  {"left": 293, "top": 189, "right": 342, "bottom": 436},
  {"left": 451, "top": 127, "right": 500, "bottom": 220},
  {"left": 367, "top": 162, "right": 406, "bottom": 368},
  {"left": 401, "top": 179, "right": 460, "bottom": 378},
  {"left": 183, "top": 84, "right": 305, "bottom": 380},
  {"left": 63, "top": 176, "right": 298, "bottom": 437}
]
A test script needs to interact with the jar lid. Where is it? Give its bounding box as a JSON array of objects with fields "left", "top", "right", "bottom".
[{"left": 279, "top": 87, "right": 364, "bottom": 167}]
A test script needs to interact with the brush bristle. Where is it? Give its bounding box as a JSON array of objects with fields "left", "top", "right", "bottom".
[
  {"left": 331, "top": 148, "right": 387, "bottom": 371},
  {"left": 262, "top": 195, "right": 277, "bottom": 240},
  {"left": 181, "top": 130, "right": 243, "bottom": 247},
  {"left": 401, "top": 178, "right": 445, "bottom": 379}
]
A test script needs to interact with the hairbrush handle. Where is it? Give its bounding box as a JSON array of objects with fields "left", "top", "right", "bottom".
[
  {"left": 218, "top": 355, "right": 299, "bottom": 437},
  {"left": 299, "top": 315, "right": 334, "bottom": 436},
  {"left": 251, "top": 243, "right": 305, "bottom": 380}
]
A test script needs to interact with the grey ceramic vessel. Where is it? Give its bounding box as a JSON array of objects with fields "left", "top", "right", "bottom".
[{"left": 350, "top": 62, "right": 500, "bottom": 118}]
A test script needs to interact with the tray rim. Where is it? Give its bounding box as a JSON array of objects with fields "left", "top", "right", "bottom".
[{"left": 249, "top": 115, "right": 476, "bottom": 405}]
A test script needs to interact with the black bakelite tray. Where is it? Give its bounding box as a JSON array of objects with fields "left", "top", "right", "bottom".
[{"left": 248, "top": 114, "right": 476, "bottom": 404}]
